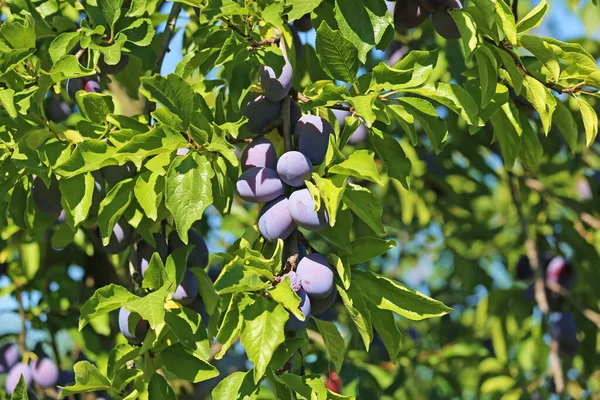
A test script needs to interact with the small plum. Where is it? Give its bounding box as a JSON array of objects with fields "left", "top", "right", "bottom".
[
  {"left": 244, "top": 95, "right": 281, "bottom": 134},
  {"left": 32, "top": 176, "right": 63, "bottom": 218},
  {"left": 171, "top": 269, "right": 199, "bottom": 305},
  {"left": 168, "top": 228, "right": 209, "bottom": 269},
  {"left": 236, "top": 167, "right": 285, "bottom": 203},
  {"left": 5, "top": 362, "right": 32, "bottom": 395},
  {"left": 277, "top": 151, "right": 313, "bottom": 187},
  {"left": 240, "top": 138, "right": 277, "bottom": 171},
  {"left": 294, "top": 13, "right": 313, "bottom": 32},
  {"left": 137, "top": 233, "right": 169, "bottom": 276},
  {"left": 421, "top": 0, "right": 451, "bottom": 11},
  {"left": 285, "top": 289, "right": 311, "bottom": 331},
  {"left": 311, "top": 286, "right": 338, "bottom": 315},
  {"left": 260, "top": 58, "right": 293, "bottom": 102},
  {"left": 118, "top": 307, "right": 149, "bottom": 344},
  {"left": 332, "top": 108, "right": 351, "bottom": 131},
  {"left": 30, "top": 356, "right": 59, "bottom": 387},
  {"left": 258, "top": 196, "right": 297, "bottom": 242},
  {"left": 295, "top": 115, "right": 334, "bottom": 165},
  {"left": 394, "top": 0, "right": 430, "bottom": 30},
  {"left": 432, "top": 10, "right": 461, "bottom": 40},
  {"left": 98, "top": 55, "right": 129, "bottom": 75},
  {"left": 0, "top": 343, "right": 19, "bottom": 373},
  {"left": 105, "top": 218, "right": 133, "bottom": 255},
  {"left": 296, "top": 253, "right": 334, "bottom": 299},
  {"left": 347, "top": 123, "right": 368, "bottom": 144},
  {"left": 101, "top": 162, "right": 136, "bottom": 187},
  {"left": 288, "top": 188, "right": 329, "bottom": 231},
  {"left": 546, "top": 256, "right": 575, "bottom": 290},
  {"left": 549, "top": 312, "right": 579, "bottom": 354}
]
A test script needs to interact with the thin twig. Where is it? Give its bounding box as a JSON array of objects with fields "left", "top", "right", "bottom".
[
  {"left": 224, "top": 18, "right": 281, "bottom": 49},
  {"left": 15, "top": 289, "right": 27, "bottom": 354},
  {"left": 549, "top": 339, "right": 565, "bottom": 393},
  {"left": 512, "top": 0, "right": 518, "bottom": 21}
]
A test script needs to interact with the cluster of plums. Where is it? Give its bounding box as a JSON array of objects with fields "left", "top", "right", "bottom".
[
  {"left": 394, "top": 0, "right": 463, "bottom": 40},
  {"left": 118, "top": 228, "right": 210, "bottom": 344},
  {"left": 0, "top": 343, "right": 71, "bottom": 396},
  {"left": 516, "top": 254, "right": 579, "bottom": 353}
]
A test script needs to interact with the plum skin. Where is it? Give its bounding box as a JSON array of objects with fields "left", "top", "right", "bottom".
[
  {"left": 394, "top": 0, "right": 430, "bottom": 30},
  {"left": 171, "top": 269, "right": 199, "bottom": 305},
  {"left": 32, "top": 176, "right": 62, "bottom": 218},
  {"left": 288, "top": 188, "right": 329, "bottom": 231},
  {"left": 277, "top": 151, "right": 313, "bottom": 187},
  {"left": 101, "top": 161, "right": 136, "bottom": 187},
  {"left": 296, "top": 253, "right": 334, "bottom": 299},
  {"left": 138, "top": 233, "right": 169, "bottom": 276},
  {"left": 259, "top": 57, "right": 293, "bottom": 102},
  {"left": 244, "top": 95, "right": 281, "bottom": 134},
  {"left": 5, "top": 362, "right": 32, "bottom": 395},
  {"left": 240, "top": 138, "right": 277, "bottom": 171},
  {"left": 311, "top": 286, "right": 338, "bottom": 315},
  {"left": 432, "top": 10, "right": 461, "bottom": 40},
  {"left": 348, "top": 123, "right": 368, "bottom": 144},
  {"left": 285, "top": 289, "right": 311, "bottom": 331},
  {"left": 119, "top": 307, "right": 149, "bottom": 344},
  {"left": 295, "top": 115, "right": 334, "bottom": 165},
  {"left": 236, "top": 167, "right": 285, "bottom": 203},
  {"left": 30, "top": 357, "right": 60, "bottom": 387},
  {"left": 258, "top": 196, "right": 297, "bottom": 242},
  {"left": 105, "top": 218, "right": 133, "bottom": 255},
  {"left": 0, "top": 343, "right": 19, "bottom": 373},
  {"left": 169, "top": 228, "right": 209, "bottom": 269}
]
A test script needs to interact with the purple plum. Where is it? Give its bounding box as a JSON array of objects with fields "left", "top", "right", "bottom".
[
  {"left": 296, "top": 253, "right": 334, "bottom": 299},
  {"left": 260, "top": 57, "right": 293, "bottom": 102},
  {"left": 171, "top": 269, "right": 199, "bottom": 305},
  {"left": 118, "top": 307, "right": 149, "bottom": 344},
  {"left": 285, "top": 289, "right": 311, "bottom": 331},
  {"left": 277, "top": 151, "right": 313, "bottom": 187},
  {"left": 30, "top": 356, "right": 59, "bottom": 387},
  {"left": 244, "top": 95, "right": 281, "bottom": 134},
  {"left": 288, "top": 188, "right": 329, "bottom": 231},
  {"left": 240, "top": 138, "right": 277, "bottom": 171},
  {"left": 236, "top": 167, "right": 285, "bottom": 203},
  {"left": 137, "top": 233, "right": 169, "bottom": 276},
  {"left": 295, "top": 115, "right": 334, "bottom": 165},
  {"left": 168, "top": 228, "right": 209, "bottom": 269},
  {"left": 258, "top": 196, "right": 297, "bottom": 242},
  {"left": 5, "top": 362, "right": 31, "bottom": 395}
]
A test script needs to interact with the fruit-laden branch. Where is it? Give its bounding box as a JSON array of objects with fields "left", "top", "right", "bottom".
[
  {"left": 482, "top": 36, "right": 598, "bottom": 97},
  {"left": 223, "top": 18, "right": 281, "bottom": 49}
]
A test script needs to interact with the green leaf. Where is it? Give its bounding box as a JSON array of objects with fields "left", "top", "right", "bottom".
[
  {"left": 215, "top": 294, "right": 251, "bottom": 360},
  {"left": 354, "top": 270, "right": 452, "bottom": 320},
  {"left": 316, "top": 206, "right": 353, "bottom": 253},
  {"left": 161, "top": 343, "right": 219, "bottom": 383},
  {"left": 398, "top": 97, "right": 450, "bottom": 153},
  {"left": 117, "top": 125, "right": 186, "bottom": 169},
  {"left": 386, "top": 104, "right": 417, "bottom": 145},
  {"left": 191, "top": 267, "right": 220, "bottom": 314},
  {"left": 366, "top": 303, "right": 402, "bottom": 363},
  {"left": 490, "top": 101, "right": 522, "bottom": 169},
  {"left": 49, "top": 32, "right": 80, "bottom": 63},
  {"left": 268, "top": 277, "right": 304, "bottom": 321},
  {"left": 329, "top": 150, "right": 383, "bottom": 185},
  {"left": 577, "top": 97, "right": 598, "bottom": 147},
  {"left": 521, "top": 75, "right": 556, "bottom": 135},
  {"left": 165, "top": 307, "right": 210, "bottom": 360},
  {"left": 59, "top": 173, "right": 94, "bottom": 228},
  {"left": 98, "top": 178, "right": 135, "bottom": 245},
  {"left": 76, "top": 93, "right": 115, "bottom": 124},
  {"left": 165, "top": 153, "right": 214, "bottom": 244},
  {"left": 313, "top": 318, "right": 345, "bottom": 372},
  {"left": 519, "top": 35, "right": 560, "bottom": 82},
  {"left": 495, "top": 0, "right": 517, "bottom": 44},
  {"left": 120, "top": 18, "right": 155, "bottom": 46},
  {"left": 343, "top": 183, "right": 385, "bottom": 236},
  {"left": 0, "top": 89, "right": 17, "bottom": 118},
  {"left": 58, "top": 361, "right": 112, "bottom": 398},
  {"left": 312, "top": 174, "right": 347, "bottom": 227},
  {"left": 370, "top": 60, "right": 433, "bottom": 92},
  {"left": 79, "top": 284, "right": 136, "bottom": 330},
  {"left": 278, "top": 373, "right": 328, "bottom": 400},
  {"left": 164, "top": 246, "right": 194, "bottom": 289},
  {"left": 516, "top": 0, "right": 548, "bottom": 34},
  {"left": 369, "top": 127, "right": 411, "bottom": 189},
  {"left": 148, "top": 373, "right": 178, "bottom": 400},
  {"left": 492, "top": 46, "right": 524, "bottom": 95},
  {"left": 9, "top": 375, "right": 29, "bottom": 400},
  {"left": 337, "top": 284, "right": 372, "bottom": 350},
  {"left": 347, "top": 93, "right": 378, "bottom": 128},
  {"left": 107, "top": 344, "right": 140, "bottom": 379},
  {"left": 347, "top": 237, "right": 396, "bottom": 265},
  {"left": 475, "top": 45, "right": 498, "bottom": 108},
  {"left": 333, "top": 0, "right": 391, "bottom": 62},
  {"left": 134, "top": 171, "right": 163, "bottom": 221},
  {"left": 330, "top": 254, "right": 350, "bottom": 290},
  {"left": 315, "top": 22, "right": 359, "bottom": 83},
  {"left": 214, "top": 256, "right": 271, "bottom": 294},
  {"left": 240, "top": 297, "right": 288, "bottom": 383},
  {"left": 126, "top": 285, "right": 170, "bottom": 328},
  {"left": 212, "top": 370, "right": 256, "bottom": 400},
  {"left": 450, "top": 10, "right": 479, "bottom": 61},
  {"left": 552, "top": 101, "right": 578, "bottom": 152},
  {"left": 518, "top": 110, "right": 543, "bottom": 170},
  {"left": 142, "top": 253, "right": 168, "bottom": 291},
  {"left": 286, "top": 0, "right": 323, "bottom": 21},
  {"left": 55, "top": 140, "right": 117, "bottom": 178},
  {"left": 140, "top": 74, "right": 200, "bottom": 129}
]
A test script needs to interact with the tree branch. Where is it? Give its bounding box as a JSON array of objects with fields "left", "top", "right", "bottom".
[
  {"left": 295, "top": 91, "right": 354, "bottom": 111},
  {"left": 15, "top": 289, "right": 27, "bottom": 354},
  {"left": 512, "top": 0, "right": 518, "bottom": 21}
]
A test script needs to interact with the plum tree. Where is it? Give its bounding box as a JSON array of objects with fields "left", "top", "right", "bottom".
[
  {"left": 101, "top": 162, "right": 136, "bottom": 187},
  {"left": 137, "top": 233, "right": 169, "bottom": 276},
  {"left": 244, "top": 95, "right": 282, "bottom": 133},
  {"left": 98, "top": 55, "right": 129, "bottom": 75},
  {"left": 277, "top": 151, "right": 313, "bottom": 187},
  {"left": 288, "top": 188, "right": 329, "bottom": 231},
  {"left": 169, "top": 228, "right": 210, "bottom": 269},
  {"left": 240, "top": 138, "right": 277, "bottom": 171},
  {"left": 294, "top": 115, "right": 334, "bottom": 165},
  {"left": 546, "top": 256, "right": 575, "bottom": 289},
  {"left": 118, "top": 307, "right": 149, "bottom": 344},
  {"left": 311, "top": 286, "right": 338, "bottom": 315},
  {"left": 30, "top": 356, "right": 59, "bottom": 387},
  {"left": 258, "top": 196, "right": 297, "bottom": 242},
  {"left": 32, "top": 176, "right": 62, "bottom": 218},
  {"left": 296, "top": 253, "right": 334, "bottom": 299},
  {"left": 236, "top": 167, "right": 285, "bottom": 203},
  {"left": 5, "top": 362, "right": 31, "bottom": 394},
  {"left": 394, "top": 0, "right": 430, "bottom": 30},
  {"left": 549, "top": 313, "right": 579, "bottom": 354},
  {"left": 0, "top": 343, "right": 19, "bottom": 373},
  {"left": 171, "top": 269, "right": 199, "bottom": 305},
  {"left": 285, "top": 289, "right": 311, "bottom": 331},
  {"left": 260, "top": 57, "right": 293, "bottom": 102},
  {"left": 105, "top": 218, "right": 133, "bottom": 254}
]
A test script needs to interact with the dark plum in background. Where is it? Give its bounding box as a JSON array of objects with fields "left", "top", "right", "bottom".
[
  {"left": 138, "top": 233, "right": 169, "bottom": 276},
  {"left": 105, "top": 218, "right": 133, "bottom": 254},
  {"left": 394, "top": 0, "right": 430, "bottom": 30},
  {"left": 295, "top": 115, "right": 334, "bottom": 165},
  {"left": 244, "top": 95, "right": 281, "bottom": 134},
  {"left": 0, "top": 343, "right": 19, "bottom": 373},
  {"left": 30, "top": 356, "right": 59, "bottom": 387},
  {"left": 260, "top": 58, "right": 293, "bottom": 102},
  {"left": 118, "top": 307, "right": 149, "bottom": 344},
  {"left": 32, "top": 176, "right": 62, "bottom": 218},
  {"left": 101, "top": 161, "right": 136, "bottom": 187},
  {"left": 171, "top": 269, "right": 199, "bottom": 305},
  {"left": 5, "top": 362, "right": 31, "bottom": 394},
  {"left": 169, "top": 228, "right": 210, "bottom": 269}
]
